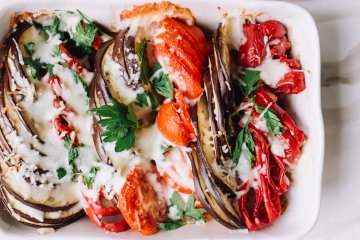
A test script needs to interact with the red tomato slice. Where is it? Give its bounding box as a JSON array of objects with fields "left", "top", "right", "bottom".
[
  {"left": 116, "top": 165, "right": 167, "bottom": 236},
  {"left": 155, "top": 32, "right": 203, "bottom": 82},
  {"left": 159, "top": 18, "right": 209, "bottom": 64},
  {"left": 153, "top": 17, "right": 209, "bottom": 99},
  {"left": 156, "top": 90, "right": 195, "bottom": 146},
  {"left": 83, "top": 190, "right": 130, "bottom": 232}
]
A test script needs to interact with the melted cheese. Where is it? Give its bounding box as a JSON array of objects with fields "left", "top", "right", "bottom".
[
  {"left": 223, "top": 9, "right": 247, "bottom": 50},
  {"left": 102, "top": 45, "right": 144, "bottom": 105},
  {"left": 255, "top": 56, "right": 291, "bottom": 88},
  {"left": 32, "top": 33, "right": 63, "bottom": 65},
  {"left": 55, "top": 11, "right": 82, "bottom": 32}
]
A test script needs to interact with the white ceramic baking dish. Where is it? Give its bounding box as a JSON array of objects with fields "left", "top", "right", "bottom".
[{"left": 0, "top": 0, "right": 323, "bottom": 239}]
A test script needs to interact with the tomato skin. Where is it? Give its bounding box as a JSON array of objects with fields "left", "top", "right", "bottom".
[
  {"left": 153, "top": 18, "right": 209, "bottom": 99},
  {"left": 239, "top": 23, "right": 266, "bottom": 68},
  {"left": 269, "top": 36, "right": 290, "bottom": 58},
  {"left": 153, "top": 44, "right": 204, "bottom": 99},
  {"left": 260, "top": 20, "right": 287, "bottom": 40},
  {"left": 83, "top": 190, "right": 130, "bottom": 232},
  {"left": 156, "top": 90, "right": 195, "bottom": 146},
  {"left": 59, "top": 44, "right": 87, "bottom": 77},
  {"left": 116, "top": 165, "right": 167, "bottom": 236}
]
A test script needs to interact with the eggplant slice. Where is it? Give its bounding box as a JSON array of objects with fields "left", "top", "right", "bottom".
[
  {"left": 189, "top": 25, "right": 247, "bottom": 229},
  {"left": 0, "top": 11, "right": 111, "bottom": 228},
  {"left": 91, "top": 29, "right": 144, "bottom": 166}
]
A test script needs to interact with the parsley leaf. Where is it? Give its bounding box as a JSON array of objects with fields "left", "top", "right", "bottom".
[
  {"left": 157, "top": 218, "right": 184, "bottom": 231},
  {"left": 238, "top": 69, "right": 261, "bottom": 98},
  {"left": 53, "top": 44, "right": 61, "bottom": 57},
  {"left": 64, "top": 137, "right": 79, "bottom": 166},
  {"left": 137, "top": 39, "right": 151, "bottom": 84},
  {"left": 83, "top": 167, "right": 99, "bottom": 189},
  {"left": 149, "top": 92, "right": 159, "bottom": 109},
  {"left": 170, "top": 192, "right": 184, "bottom": 219},
  {"left": 45, "top": 64, "right": 55, "bottom": 77},
  {"left": 151, "top": 63, "right": 174, "bottom": 99},
  {"left": 73, "top": 71, "right": 89, "bottom": 96},
  {"left": 184, "top": 195, "right": 206, "bottom": 221},
  {"left": 135, "top": 93, "right": 149, "bottom": 107},
  {"left": 257, "top": 106, "right": 283, "bottom": 135},
  {"left": 57, "top": 167, "right": 67, "bottom": 180},
  {"left": 160, "top": 143, "right": 174, "bottom": 153},
  {"left": 157, "top": 192, "right": 206, "bottom": 232},
  {"left": 71, "top": 23, "right": 97, "bottom": 48},
  {"left": 232, "top": 124, "right": 255, "bottom": 166},
  {"left": 136, "top": 39, "right": 160, "bottom": 109},
  {"left": 43, "top": 17, "right": 60, "bottom": 36},
  {"left": 92, "top": 98, "right": 140, "bottom": 152},
  {"left": 24, "top": 42, "right": 35, "bottom": 55},
  {"left": 63, "top": 137, "right": 80, "bottom": 182},
  {"left": 23, "top": 57, "right": 43, "bottom": 79}
]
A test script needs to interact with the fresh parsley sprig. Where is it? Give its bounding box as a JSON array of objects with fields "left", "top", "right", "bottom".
[
  {"left": 232, "top": 124, "right": 255, "bottom": 166},
  {"left": 56, "top": 167, "right": 67, "bottom": 180},
  {"left": 136, "top": 39, "right": 160, "bottom": 109},
  {"left": 151, "top": 63, "right": 174, "bottom": 100},
  {"left": 157, "top": 192, "right": 207, "bottom": 231},
  {"left": 83, "top": 167, "right": 99, "bottom": 189},
  {"left": 71, "top": 23, "right": 97, "bottom": 48},
  {"left": 135, "top": 92, "right": 150, "bottom": 107},
  {"left": 257, "top": 106, "right": 283, "bottom": 135},
  {"left": 63, "top": 137, "right": 81, "bottom": 181},
  {"left": 237, "top": 69, "right": 261, "bottom": 98},
  {"left": 92, "top": 98, "right": 140, "bottom": 152}
]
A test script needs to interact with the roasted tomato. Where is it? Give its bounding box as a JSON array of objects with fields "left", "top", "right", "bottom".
[
  {"left": 156, "top": 90, "right": 195, "bottom": 146},
  {"left": 83, "top": 190, "right": 129, "bottom": 232},
  {"left": 259, "top": 20, "right": 287, "bottom": 41},
  {"left": 239, "top": 23, "right": 266, "bottom": 68},
  {"left": 116, "top": 164, "right": 167, "bottom": 236},
  {"left": 153, "top": 17, "right": 209, "bottom": 99}
]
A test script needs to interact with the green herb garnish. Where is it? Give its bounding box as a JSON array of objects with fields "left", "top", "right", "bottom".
[
  {"left": 136, "top": 39, "right": 160, "bottom": 109},
  {"left": 23, "top": 57, "right": 43, "bottom": 79},
  {"left": 151, "top": 63, "right": 174, "bottom": 99},
  {"left": 238, "top": 69, "right": 261, "bottom": 98},
  {"left": 157, "top": 192, "right": 206, "bottom": 232},
  {"left": 43, "top": 17, "right": 60, "bottom": 36},
  {"left": 157, "top": 218, "right": 184, "bottom": 231},
  {"left": 83, "top": 167, "right": 99, "bottom": 189},
  {"left": 24, "top": 42, "right": 35, "bottom": 55},
  {"left": 92, "top": 98, "right": 140, "bottom": 152},
  {"left": 160, "top": 143, "right": 174, "bottom": 153},
  {"left": 232, "top": 124, "right": 255, "bottom": 166},
  {"left": 64, "top": 137, "right": 79, "bottom": 166},
  {"left": 257, "top": 106, "right": 283, "bottom": 135},
  {"left": 135, "top": 92, "right": 149, "bottom": 107},
  {"left": 56, "top": 167, "right": 67, "bottom": 180},
  {"left": 137, "top": 39, "right": 151, "bottom": 84},
  {"left": 71, "top": 23, "right": 97, "bottom": 48},
  {"left": 184, "top": 194, "right": 206, "bottom": 221}
]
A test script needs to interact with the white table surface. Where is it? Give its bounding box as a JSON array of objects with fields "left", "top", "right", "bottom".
[{"left": 286, "top": 0, "right": 360, "bottom": 239}]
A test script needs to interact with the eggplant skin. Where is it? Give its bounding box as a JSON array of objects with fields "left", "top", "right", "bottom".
[
  {"left": 189, "top": 24, "right": 249, "bottom": 230},
  {"left": 190, "top": 97, "right": 246, "bottom": 230},
  {"left": 111, "top": 29, "right": 141, "bottom": 90}
]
